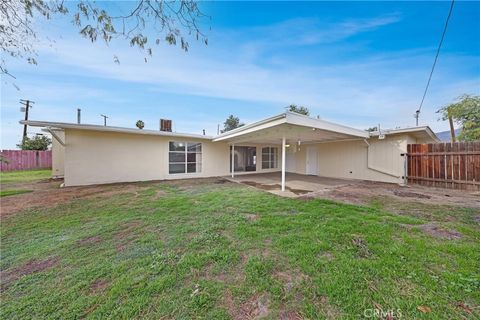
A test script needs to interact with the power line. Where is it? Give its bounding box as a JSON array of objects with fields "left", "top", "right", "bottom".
[{"left": 415, "top": 0, "right": 455, "bottom": 126}]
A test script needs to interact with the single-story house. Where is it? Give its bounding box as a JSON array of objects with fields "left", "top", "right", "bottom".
[{"left": 21, "top": 112, "right": 439, "bottom": 188}]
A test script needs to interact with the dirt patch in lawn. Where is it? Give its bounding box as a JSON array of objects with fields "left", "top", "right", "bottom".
[
  {"left": 419, "top": 224, "right": 462, "bottom": 240},
  {"left": 317, "top": 251, "right": 335, "bottom": 261},
  {"left": 274, "top": 269, "right": 308, "bottom": 293},
  {"left": 224, "top": 290, "right": 270, "bottom": 320},
  {"left": 114, "top": 220, "right": 143, "bottom": 252},
  {"left": 89, "top": 278, "right": 109, "bottom": 294},
  {"left": 316, "top": 295, "right": 343, "bottom": 320},
  {"left": 1, "top": 256, "right": 59, "bottom": 290},
  {"left": 306, "top": 181, "right": 479, "bottom": 209},
  {"left": 392, "top": 190, "right": 431, "bottom": 199},
  {"left": 0, "top": 179, "right": 146, "bottom": 218},
  {"left": 245, "top": 213, "right": 259, "bottom": 221},
  {"left": 77, "top": 236, "right": 103, "bottom": 246},
  {"left": 278, "top": 310, "right": 303, "bottom": 320},
  {"left": 352, "top": 236, "right": 372, "bottom": 258}
]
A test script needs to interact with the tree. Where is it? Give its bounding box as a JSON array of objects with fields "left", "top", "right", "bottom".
[
  {"left": 287, "top": 104, "right": 310, "bottom": 116},
  {"left": 437, "top": 94, "right": 480, "bottom": 141},
  {"left": 17, "top": 135, "right": 51, "bottom": 150},
  {"left": 1, "top": 0, "right": 208, "bottom": 77},
  {"left": 365, "top": 126, "right": 378, "bottom": 132},
  {"left": 0, "top": 155, "right": 9, "bottom": 164},
  {"left": 221, "top": 115, "right": 244, "bottom": 133},
  {"left": 136, "top": 120, "right": 145, "bottom": 129}
]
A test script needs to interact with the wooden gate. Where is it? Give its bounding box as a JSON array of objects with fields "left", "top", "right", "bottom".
[{"left": 406, "top": 142, "right": 480, "bottom": 191}]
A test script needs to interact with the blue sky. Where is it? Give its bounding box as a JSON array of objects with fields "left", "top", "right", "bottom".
[{"left": 1, "top": 1, "right": 479, "bottom": 149}]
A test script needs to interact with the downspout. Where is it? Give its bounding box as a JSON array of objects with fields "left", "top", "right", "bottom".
[{"left": 363, "top": 139, "right": 401, "bottom": 179}]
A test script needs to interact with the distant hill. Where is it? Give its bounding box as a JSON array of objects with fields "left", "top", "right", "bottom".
[{"left": 435, "top": 129, "right": 461, "bottom": 142}]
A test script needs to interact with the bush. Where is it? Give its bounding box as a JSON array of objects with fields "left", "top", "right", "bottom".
[{"left": 17, "top": 135, "right": 51, "bottom": 151}]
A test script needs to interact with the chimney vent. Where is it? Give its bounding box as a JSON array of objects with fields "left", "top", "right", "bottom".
[{"left": 160, "top": 119, "right": 172, "bottom": 132}]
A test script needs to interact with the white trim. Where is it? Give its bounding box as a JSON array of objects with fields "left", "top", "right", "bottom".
[
  {"left": 369, "top": 126, "right": 440, "bottom": 143},
  {"left": 44, "top": 127, "right": 65, "bottom": 146},
  {"left": 213, "top": 112, "right": 369, "bottom": 142},
  {"left": 213, "top": 115, "right": 287, "bottom": 142},
  {"left": 231, "top": 143, "right": 235, "bottom": 178},
  {"left": 285, "top": 112, "right": 369, "bottom": 138}
]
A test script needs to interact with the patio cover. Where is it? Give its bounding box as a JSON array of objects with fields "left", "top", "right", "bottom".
[{"left": 213, "top": 112, "right": 369, "bottom": 191}]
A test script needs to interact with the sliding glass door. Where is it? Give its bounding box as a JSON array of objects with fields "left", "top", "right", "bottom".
[{"left": 230, "top": 146, "right": 256, "bottom": 172}]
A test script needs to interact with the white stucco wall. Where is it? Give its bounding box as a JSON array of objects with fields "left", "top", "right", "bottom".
[
  {"left": 60, "top": 128, "right": 434, "bottom": 186},
  {"left": 63, "top": 130, "right": 284, "bottom": 186},
  {"left": 288, "top": 134, "right": 425, "bottom": 184},
  {"left": 51, "top": 130, "right": 65, "bottom": 178}
]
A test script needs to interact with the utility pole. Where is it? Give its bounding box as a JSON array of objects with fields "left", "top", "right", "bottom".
[
  {"left": 448, "top": 109, "right": 456, "bottom": 142},
  {"left": 414, "top": 109, "right": 420, "bottom": 126},
  {"left": 20, "top": 99, "right": 34, "bottom": 141},
  {"left": 100, "top": 114, "right": 108, "bottom": 126},
  {"left": 77, "top": 108, "right": 81, "bottom": 124}
]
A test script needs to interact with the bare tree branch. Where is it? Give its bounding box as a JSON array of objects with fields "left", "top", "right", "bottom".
[{"left": 0, "top": 0, "right": 209, "bottom": 78}]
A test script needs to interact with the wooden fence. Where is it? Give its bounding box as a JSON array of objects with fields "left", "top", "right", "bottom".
[
  {"left": 0, "top": 150, "right": 52, "bottom": 172},
  {"left": 406, "top": 142, "right": 480, "bottom": 191}
]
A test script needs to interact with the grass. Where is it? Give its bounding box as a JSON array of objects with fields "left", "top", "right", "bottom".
[
  {"left": 0, "top": 176, "right": 479, "bottom": 319},
  {"left": 0, "top": 189, "right": 33, "bottom": 197},
  {"left": 0, "top": 169, "right": 51, "bottom": 184}
]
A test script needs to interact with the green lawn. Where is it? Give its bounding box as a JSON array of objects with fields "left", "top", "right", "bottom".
[
  {"left": 0, "top": 169, "right": 51, "bottom": 184},
  {"left": 0, "top": 189, "right": 33, "bottom": 197},
  {"left": 0, "top": 178, "right": 478, "bottom": 319}
]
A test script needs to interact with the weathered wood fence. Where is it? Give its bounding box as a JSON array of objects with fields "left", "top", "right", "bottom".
[
  {"left": 0, "top": 150, "right": 52, "bottom": 172},
  {"left": 406, "top": 142, "right": 480, "bottom": 191}
]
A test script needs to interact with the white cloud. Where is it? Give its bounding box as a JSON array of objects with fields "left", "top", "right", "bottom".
[{"left": 1, "top": 12, "right": 478, "bottom": 149}]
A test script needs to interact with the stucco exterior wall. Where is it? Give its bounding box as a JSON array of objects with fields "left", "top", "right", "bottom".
[
  {"left": 64, "top": 129, "right": 231, "bottom": 186},
  {"left": 291, "top": 134, "right": 416, "bottom": 184},
  {"left": 51, "top": 131, "right": 65, "bottom": 178},
  {"left": 285, "top": 145, "right": 306, "bottom": 174},
  {"left": 63, "top": 130, "right": 284, "bottom": 186},
  {"left": 60, "top": 128, "right": 434, "bottom": 187}
]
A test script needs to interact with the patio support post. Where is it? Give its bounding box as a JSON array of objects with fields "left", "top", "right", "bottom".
[
  {"left": 281, "top": 135, "right": 286, "bottom": 191},
  {"left": 231, "top": 143, "right": 235, "bottom": 178}
]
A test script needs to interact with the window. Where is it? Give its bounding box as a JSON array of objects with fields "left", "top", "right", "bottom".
[
  {"left": 169, "top": 142, "right": 202, "bottom": 174},
  {"left": 262, "top": 147, "right": 278, "bottom": 169}
]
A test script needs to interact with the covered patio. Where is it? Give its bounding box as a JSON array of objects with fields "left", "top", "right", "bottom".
[{"left": 213, "top": 112, "right": 369, "bottom": 192}]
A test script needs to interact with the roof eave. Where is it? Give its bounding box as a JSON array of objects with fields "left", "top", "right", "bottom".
[
  {"left": 20, "top": 120, "right": 213, "bottom": 140},
  {"left": 212, "top": 113, "right": 288, "bottom": 142}
]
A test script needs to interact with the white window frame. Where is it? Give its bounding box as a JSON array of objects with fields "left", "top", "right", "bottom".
[
  {"left": 169, "top": 141, "right": 202, "bottom": 174},
  {"left": 262, "top": 146, "right": 278, "bottom": 169}
]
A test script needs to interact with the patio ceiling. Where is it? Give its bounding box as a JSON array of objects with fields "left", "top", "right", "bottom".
[{"left": 212, "top": 112, "right": 369, "bottom": 145}]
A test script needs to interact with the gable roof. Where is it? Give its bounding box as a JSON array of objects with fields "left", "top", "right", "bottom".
[{"left": 213, "top": 112, "right": 370, "bottom": 142}]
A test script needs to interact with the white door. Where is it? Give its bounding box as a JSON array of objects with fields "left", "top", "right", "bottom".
[{"left": 306, "top": 146, "right": 318, "bottom": 175}]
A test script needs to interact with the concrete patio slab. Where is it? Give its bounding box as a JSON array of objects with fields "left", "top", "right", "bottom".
[{"left": 224, "top": 172, "right": 354, "bottom": 197}]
